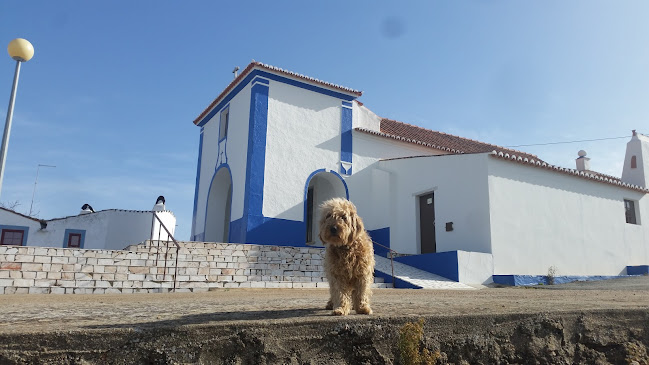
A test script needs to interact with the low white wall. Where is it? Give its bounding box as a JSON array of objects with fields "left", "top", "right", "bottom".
[
  {"left": 488, "top": 157, "right": 649, "bottom": 276},
  {"left": 457, "top": 251, "right": 493, "bottom": 285}
]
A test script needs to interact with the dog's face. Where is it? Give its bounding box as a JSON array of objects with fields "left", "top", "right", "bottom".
[{"left": 318, "top": 198, "right": 365, "bottom": 247}]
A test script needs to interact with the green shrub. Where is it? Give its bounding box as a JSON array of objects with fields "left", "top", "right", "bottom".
[{"left": 398, "top": 319, "right": 440, "bottom": 365}]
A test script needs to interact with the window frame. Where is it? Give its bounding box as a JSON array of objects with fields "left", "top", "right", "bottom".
[
  {"left": 0, "top": 225, "right": 28, "bottom": 246},
  {"left": 624, "top": 199, "right": 639, "bottom": 225},
  {"left": 67, "top": 233, "right": 82, "bottom": 248},
  {"left": 0, "top": 229, "right": 25, "bottom": 246},
  {"left": 63, "top": 229, "right": 86, "bottom": 249},
  {"left": 219, "top": 106, "right": 229, "bottom": 141}
]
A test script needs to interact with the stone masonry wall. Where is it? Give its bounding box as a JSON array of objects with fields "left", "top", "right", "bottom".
[{"left": 0, "top": 241, "right": 329, "bottom": 294}]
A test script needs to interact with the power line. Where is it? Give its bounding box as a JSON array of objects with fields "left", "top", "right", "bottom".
[{"left": 506, "top": 135, "right": 632, "bottom": 148}]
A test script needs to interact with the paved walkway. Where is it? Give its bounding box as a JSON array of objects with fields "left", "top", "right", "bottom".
[{"left": 374, "top": 255, "right": 475, "bottom": 289}]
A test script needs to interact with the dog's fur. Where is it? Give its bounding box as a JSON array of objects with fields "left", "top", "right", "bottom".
[{"left": 319, "top": 198, "right": 375, "bottom": 315}]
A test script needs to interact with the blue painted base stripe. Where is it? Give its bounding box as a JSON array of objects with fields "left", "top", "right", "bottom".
[
  {"left": 394, "top": 251, "right": 460, "bottom": 282},
  {"left": 492, "top": 275, "right": 634, "bottom": 286},
  {"left": 230, "top": 216, "right": 309, "bottom": 246},
  {"left": 627, "top": 265, "right": 649, "bottom": 275}
]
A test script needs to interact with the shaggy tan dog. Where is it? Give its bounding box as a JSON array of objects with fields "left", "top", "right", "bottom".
[{"left": 319, "top": 198, "right": 375, "bottom": 315}]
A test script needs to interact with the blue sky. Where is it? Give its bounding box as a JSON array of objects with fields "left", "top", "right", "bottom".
[{"left": 1, "top": 1, "right": 648, "bottom": 240}]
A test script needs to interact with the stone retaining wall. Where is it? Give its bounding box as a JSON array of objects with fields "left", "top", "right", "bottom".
[{"left": 0, "top": 241, "right": 330, "bottom": 294}]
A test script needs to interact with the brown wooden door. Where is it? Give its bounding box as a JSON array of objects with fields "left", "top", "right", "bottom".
[{"left": 419, "top": 193, "right": 436, "bottom": 253}]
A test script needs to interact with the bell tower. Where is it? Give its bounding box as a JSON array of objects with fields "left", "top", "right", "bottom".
[{"left": 621, "top": 130, "right": 649, "bottom": 188}]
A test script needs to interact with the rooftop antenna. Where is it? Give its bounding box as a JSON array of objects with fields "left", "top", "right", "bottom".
[
  {"left": 232, "top": 66, "right": 240, "bottom": 78},
  {"left": 29, "top": 164, "right": 56, "bottom": 216}
]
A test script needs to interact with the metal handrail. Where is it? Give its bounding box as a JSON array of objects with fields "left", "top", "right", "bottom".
[
  {"left": 371, "top": 240, "right": 406, "bottom": 288},
  {"left": 150, "top": 211, "right": 180, "bottom": 292}
]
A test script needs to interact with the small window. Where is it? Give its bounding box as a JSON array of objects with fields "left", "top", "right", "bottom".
[
  {"left": 625, "top": 199, "right": 638, "bottom": 224},
  {"left": 1, "top": 229, "right": 24, "bottom": 246},
  {"left": 631, "top": 156, "right": 637, "bottom": 169},
  {"left": 219, "top": 107, "right": 229, "bottom": 140},
  {"left": 67, "top": 233, "right": 82, "bottom": 248},
  {"left": 63, "top": 229, "right": 85, "bottom": 248}
]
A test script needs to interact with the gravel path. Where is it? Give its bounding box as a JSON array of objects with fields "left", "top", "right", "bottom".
[{"left": 1, "top": 276, "right": 649, "bottom": 335}]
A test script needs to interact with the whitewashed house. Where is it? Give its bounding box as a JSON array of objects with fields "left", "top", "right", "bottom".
[
  {"left": 191, "top": 61, "right": 649, "bottom": 285},
  {"left": 0, "top": 197, "right": 175, "bottom": 250}
]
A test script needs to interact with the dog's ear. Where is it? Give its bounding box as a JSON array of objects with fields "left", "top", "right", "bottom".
[{"left": 354, "top": 213, "right": 365, "bottom": 238}]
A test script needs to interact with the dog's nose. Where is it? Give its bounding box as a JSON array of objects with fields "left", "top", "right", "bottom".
[{"left": 330, "top": 226, "right": 338, "bottom": 235}]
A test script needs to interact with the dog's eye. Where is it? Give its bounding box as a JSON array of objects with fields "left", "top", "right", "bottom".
[
  {"left": 326, "top": 213, "right": 332, "bottom": 219},
  {"left": 341, "top": 215, "right": 347, "bottom": 221}
]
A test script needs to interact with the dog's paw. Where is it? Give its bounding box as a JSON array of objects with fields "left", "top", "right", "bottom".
[
  {"left": 355, "top": 306, "right": 372, "bottom": 315},
  {"left": 325, "top": 300, "right": 333, "bottom": 310},
  {"left": 332, "top": 307, "right": 349, "bottom": 316}
]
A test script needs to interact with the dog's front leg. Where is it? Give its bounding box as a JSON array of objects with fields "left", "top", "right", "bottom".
[
  {"left": 352, "top": 279, "right": 373, "bottom": 315},
  {"left": 331, "top": 283, "right": 352, "bottom": 316}
]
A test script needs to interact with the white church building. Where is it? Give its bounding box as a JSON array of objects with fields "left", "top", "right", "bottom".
[{"left": 191, "top": 61, "right": 649, "bottom": 286}]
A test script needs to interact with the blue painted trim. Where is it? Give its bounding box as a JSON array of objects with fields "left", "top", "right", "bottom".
[
  {"left": 196, "top": 69, "right": 358, "bottom": 127},
  {"left": 241, "top": 81, "right": 270, "bottom": 241},
  {"left": 492, "top": 274, "right": 632, "bottom": 286},
  {"left": 340, "top": 102, "right": 353, "bottom": 175},
  {"left": 627, "top": 265, "right": 649, "bottom": 275},
  {"left": 203, "top": 164, "right": 234, "bottom": 243},
  {"left": 367, "top": 227, "right": 390, "bottom": 257},
  {"left": 229, "top": 216, "right": 309, "bottom": 246},
  {"left": 373, "top": 269, "right": 422, "bottom": 289},
  {"left": 394, "top": 252, "right": 460, "bottom": 282},
  {"left": 304, "top": 169, "right": 350, "bottom": 201},
  {"left": 258, "top": 70, "right": 357, "bottom": 101},
  {"left": 302, "top": 169, "right": 349, "bottom": 245},
  {"left": 191, "top": 128, "right": 204, "bottom": 240},
  {"left": 0, "top": 225, "right": 29, "bottom": 246},
  {"left": 63, "top": 229, "right": 86, "bottom": 249},
  {"left": 342, "top": 101, "right": 352, "bottom": 107},
  {"left": 252, "top": 76, "right": 269, "bottom": 85}
]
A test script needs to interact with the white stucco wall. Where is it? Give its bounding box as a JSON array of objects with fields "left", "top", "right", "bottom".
[
  {"left": 353, "top": 102, "right": 381, "bottom": 132},
  {"left": 193, "top": 83, "right": 251, "bottom": 238},
  {"left": 263, "top": 80, "right": 346, "bottom": 220},
  {"left": 0, "top": 210, "right": 41, "bottom": 245},
  {"left": 376, "top": 153, "right": 493, "bottom": 255},
  {"left": 488, "top": 156, "right": 649, "bottom": 276},
  {"left": 350, "top": 132, "right": 450, "bottom": 230}
]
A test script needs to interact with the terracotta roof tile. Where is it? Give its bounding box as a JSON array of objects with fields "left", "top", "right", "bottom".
[
  {"left": 370, "top": 118, "right": 542, "bottom": 161},
  {"left": 489, "top": 151, "right": 649, "bottom": 193}
]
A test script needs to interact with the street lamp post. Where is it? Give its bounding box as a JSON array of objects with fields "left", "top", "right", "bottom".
[{"left": 0, "top": 38, "right": 34, "bottom": 199}]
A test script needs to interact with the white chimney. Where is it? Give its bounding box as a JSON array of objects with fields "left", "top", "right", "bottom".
[
  {"left": 153, "top": 195, "right": 166, "bottom": 211},
  {"left": 79, "top": 203, "right": 94, "bottom": 215},
  {"left": 576, "top": 150, "right": 590, "bottom": 172},
  {"left": 621, "top": 130, "right": 649, "bottom": 188}
]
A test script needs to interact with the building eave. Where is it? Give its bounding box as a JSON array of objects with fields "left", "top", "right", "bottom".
[{"left": 193, "top": 61, "right": 362, "bottom": 126}]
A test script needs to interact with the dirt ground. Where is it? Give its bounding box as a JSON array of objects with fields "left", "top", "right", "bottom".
[{"left": 2, "top": 277, "right": 649, "bottom": 364}]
